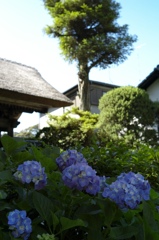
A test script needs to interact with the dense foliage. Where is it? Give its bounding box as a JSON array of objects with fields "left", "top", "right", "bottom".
[
  {"left": 36, "top": 108, "right": 99, "bottom": 149},
  {"left": 97, "top": 86, "right": 159, "bottom": 146},
  {"left": 1, "top": 135, "right": 159, "bottom": 239},
  {"left": 43, "top": 0, "right": 137, "bottom": 110},
  {"left": 79, "top": 142, "right": 159, "bottom": 190}
]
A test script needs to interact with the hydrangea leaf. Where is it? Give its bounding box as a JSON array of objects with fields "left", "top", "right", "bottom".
[
  {"left": 110, "top": 226, "right": 138, "bottom": 239},
  {"left": 1, "top": 135, "right": 27, "bottom": 155},
  {"left": 60, "top": 217, "right": 87, "bottom": 231},
  {"left": 33, "top": 191, "right": 54, "bottom": 227}
]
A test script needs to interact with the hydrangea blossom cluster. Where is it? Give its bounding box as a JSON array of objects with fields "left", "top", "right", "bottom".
[
  {"left": 56, "top": 150, "right": 101, "bottom": 195},
  {"left": 102, "top": 171, "right": 151, "bottom": 209},
  {"left": 56, "top": 150, "right": 87, "bottom": 171},
  {"left": 8, "top": 209, "right": 32, "bottom": 240},
  {"left": 62, "top": 163, "right": 100, "bottom": 195},
  {"left": 14, "top": 160, "right": 47, "bottom": 190}
]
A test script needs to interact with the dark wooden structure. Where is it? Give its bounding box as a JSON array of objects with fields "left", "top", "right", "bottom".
[{"left": 0, "top": 58, "right": 72, "bottom": 136}]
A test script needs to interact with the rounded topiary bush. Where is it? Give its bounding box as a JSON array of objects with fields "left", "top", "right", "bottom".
[{"left": 97, "top": 86, "right": 158, "bottom": 146}]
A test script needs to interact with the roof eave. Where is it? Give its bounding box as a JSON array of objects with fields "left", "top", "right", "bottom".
[
  {"left": 63, "top": 80, "right": 119, "bottom": 96},
  {"left": 138, "top": 65, "right": 159, "bottom": 89},
  {"left": 0, "top": 89, "right": 73, "bottom": 113}
]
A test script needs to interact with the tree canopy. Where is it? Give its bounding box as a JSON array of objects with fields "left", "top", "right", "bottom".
[
  {"left": 43, "top": 0, "right": 137, "bottom": 110},
  {"left": 97, "top": 86, "right": 158, "bottom": 145}
]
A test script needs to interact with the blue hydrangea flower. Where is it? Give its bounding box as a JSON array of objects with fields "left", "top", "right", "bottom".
[
  {"left": 8, "top": 209, "right": 32, "bottom": 240},
  {"left": 56, "top": 150, "right": 87, "bottom": 172},
  {"left": 99, "top": 176, "right": 109, "bottom": 192},
  {"left": 14, "top": 160, "right": 47, "bottom": 190},
  {"left": 62, "top": 163, "right": 100, "bottom": 195},
  {"left": 102, "top": 171, "right": 151, "bottom": 209}
]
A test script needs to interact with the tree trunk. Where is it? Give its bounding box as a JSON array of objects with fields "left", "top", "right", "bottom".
[{"left": 78, "top": 64, "right": 90, "bottom": 111}]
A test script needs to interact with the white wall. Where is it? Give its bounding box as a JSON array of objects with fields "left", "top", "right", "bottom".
[
  {"left": 39, "top": 103, "right": 99, "bottom": 129},
  {"left": 146, "top": 79, "right": 159, "bottom": 132},
  {"left": 147, "top": 78, "right": 159, "bottom": 102},
  {"left": 39, "top": 106, "right": 71, "bottom": 129}
]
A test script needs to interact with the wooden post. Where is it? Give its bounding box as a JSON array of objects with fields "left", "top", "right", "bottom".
[{"left": 8, "top": 125, "right": 13, "bottom": 137}]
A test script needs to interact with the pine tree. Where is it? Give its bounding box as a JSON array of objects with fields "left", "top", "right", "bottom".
[{"left": 43, "top": 0, "right": 137, "bottom": 110}]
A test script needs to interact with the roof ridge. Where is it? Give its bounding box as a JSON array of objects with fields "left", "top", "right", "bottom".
[
  {"left": 0, "top": 57, "right": 53, "bottom": 87},
  {"left": 0, "top": 57, "right": 37, "bottom": 72}
]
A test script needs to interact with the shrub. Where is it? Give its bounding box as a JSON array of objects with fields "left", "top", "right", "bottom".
[
  {"left": 79, "top": 142, "right": 159, "bottom": 190},
  {"left": 36, "top": 108, "right": 99, "bottom": 149},
  {"left": 97, "top": 86, "right": 159, "bottom": 146}
]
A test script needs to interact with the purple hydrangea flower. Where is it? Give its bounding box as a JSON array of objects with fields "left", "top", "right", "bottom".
[
  {"left": 8, "top": 209, "right": 32, "bottom": 240},
  {"left": 62, "top": 163, "right": 100, "bottom": 195},
  {"left": 56, "top": 150, "right": 87, "bottom": 172},
  {"left": 14, "top": 160, "right": 47, "bottom": 190},
  {"left": 102, "top": 171, "right": 151, "bottom": 209}
]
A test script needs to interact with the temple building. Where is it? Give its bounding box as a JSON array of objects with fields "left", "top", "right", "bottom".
[{"left": 0, "top": 58, "right": 72, "bottom": 136}]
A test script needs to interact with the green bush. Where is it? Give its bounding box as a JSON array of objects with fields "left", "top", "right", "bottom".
[
  {"left": 97, "top": 86, "right": 159, "bottom": 146},
  {"left": 79, "top": 142, "right": 159, "bottom": 190},
  {"left": 36, "top": 108, "right": 99, "bottom": 149}
]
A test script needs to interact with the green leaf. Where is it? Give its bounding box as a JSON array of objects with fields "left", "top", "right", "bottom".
[
  {"left": 0, "top": 202, "right": 13, "bottom": 211},
  {"left": 0, "top": 170, "right": 13, "bottom": 184},
  {"left": 0, "top": 190, "right": 7, "bottom": 199},
  {"left": 1, "top": 135, "right": 27, "bottom": 155},
  {"left": 85, "top": 214, "right": 105, "bottom": 240},
  {"left": 52, "top": 212, "right": 60, "bottom": 231},
  {"left": 110, "top": 226, "right": 138, "bottom": 239},
  {"left": 60, "top": 217, "right": 86, "bottom": 231},
  {"left": 150, "top": 189, "right": 159, "bottom": 200},
  {"left": 31, "top": 147, "right": 57, "bottom": 172},
  {"left": 134, "top": 223, "right": 145, "bottom": 240},
  {"left": 97, "top": 198, "right": 118, "bottom": 227},
  {"left": 0, "top": 230, "right": 15, "bottom": 240},
  {"left": 143, "top": 201, "right": 159, "bottom": 233},
  {"left": 12, "top": 151, "right": 34, "bottom": 165},
  {"left": 33, "top": 191, "right": 54, "bottom": 227}
]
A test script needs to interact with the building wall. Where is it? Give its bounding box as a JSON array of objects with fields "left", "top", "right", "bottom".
[
  {"left": 39, "top": 83, "right": 116, "bottom": 129},
  {"left": 144, "top": 79, "right": 159, "bottom": 133},
  {"left": 146, "top": 78, "right": 159, "bottom": 102},
  {"left": 39, "top": 106, "right": 70, "bottom": 129}
]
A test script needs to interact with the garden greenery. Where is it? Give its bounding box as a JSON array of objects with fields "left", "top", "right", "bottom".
[
  {"left": 1, "top": 135, "right": 159, "bottom": 239},
  {"left": 98, "top": 86, "right": 159, "bottom": 146},
  {"left": 79, "top": 142, "right": 159, "bottom": 190},
  {"left": 36, "top": 103, "right": 159, "bottom": 150},
  {"left": 36, "top": 108, "right": 99, "bottom": 149}
]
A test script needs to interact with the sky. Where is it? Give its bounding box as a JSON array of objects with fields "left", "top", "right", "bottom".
[{"left": 1, "top": 0, "right": 159, "bottom": 132}]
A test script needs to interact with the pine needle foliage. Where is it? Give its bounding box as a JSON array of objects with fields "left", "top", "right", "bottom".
[{"left": 43, "top": 0, "right": 137, "bottom": 110}]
